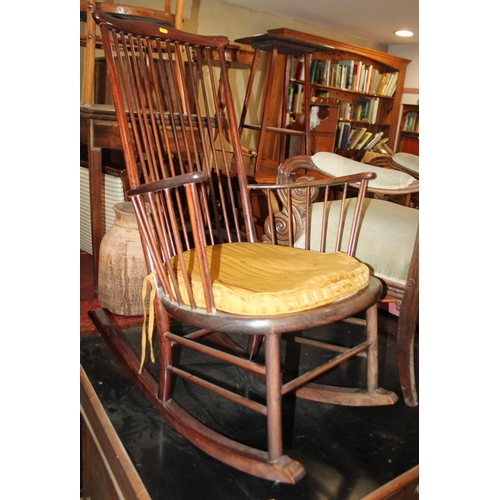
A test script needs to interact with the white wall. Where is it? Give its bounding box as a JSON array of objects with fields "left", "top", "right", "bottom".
[{"left": 388, "top": 44, "right": 419, "bottom": 105}]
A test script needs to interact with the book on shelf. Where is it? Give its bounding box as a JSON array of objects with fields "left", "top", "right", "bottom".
[
  {"left": 310, "top": 59, "right": 318, "bottom": 83},
  {"left": 403, "top": 110, "right": 419, "bottom": 132},
  {"left": 368, "top": 98, "right": 379, "bottom": 124},
  {"left": 286, "top": 85, "right": 294, "bottom": 112},
  {"left": 340, "top": 123, "right": 351, "bottom": 149},
  {"left": 333, "top": 63, "right": 343, "bottom": 88},
  {"left": 290, "top": 55, "right": 305, "bottom": 81},
  {"left": 373, "top": 72, "right": 398, "bottom": 97},
  {"left": 289, "top": 55, "right": 298, "bottom": 80},
  {"left": 296, "top": 56, "right": 305, "bottom": 81},
  {"left": 335, "top": 122, "right": 352, "bottom": 149},
  {"left": 338, "top": 60, "right": 354, "bottom": 90},
  {"left": 321, "top": 59, "right": 331, "bottom": 86},
  {"left": 347, "top": 127, "right": 367, "bottom": 149},
  {"left": 352, "top": 61, "right": 363, "bottom": 91},
  {"left": 385, "top": 73, "right": 398, "bottom": 97},
  {"left": 345, "top": 127, "right": 357, "bottom": 146},
  {"left": 362, "top": 65, "right": 373, "bottom": 93},
  {"left": 381, "top": 73, "right": 392, "bottom": 95},
  {"left": 370, "top": 68, "right": 380, "bottom": 94},
  {"left": 334, "top": 122, "right": 343, "bottom": 149},
  {"left": 374, "top": 73, "right": 387, "bottom": 95},
  {"left": 292, "top": 84, "right": 304, "bottom": 113},
  {"left": 354, "top": 131, "right": 373, "bottom": 150},
  {"left": 364, "top": 131, "right": 384, "bottom": 150}
]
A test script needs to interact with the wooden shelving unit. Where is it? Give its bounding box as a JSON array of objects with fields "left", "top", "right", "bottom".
[
  {"left": 235, "top": 31, "right": 339, "bottom": 172},
  {"left": 238, "top": 28, "right": 411, "bottom": 171},
  {"left": 398, "top": 103, "right": 419, "bottom": 155}
]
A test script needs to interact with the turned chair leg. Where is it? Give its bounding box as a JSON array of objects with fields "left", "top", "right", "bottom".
[
  {"left": 366, "top": 303, "right": 379, "bottom": 393},
  {"left": 155, "top": 304, "right": 173, "bottom": 403},
  {"left": 265, "top": 333, "right": 284, "bottom": 462},
  {"left": 396, "top": 302, "right": 418, "bottom": 407},
  {"left": 397, "top": 231, "right": 419, "bottom": 407}
]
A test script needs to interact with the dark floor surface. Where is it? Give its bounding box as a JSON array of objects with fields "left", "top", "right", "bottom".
[{"left": 80, "top": 313, "right": 418, "bottom": 500}]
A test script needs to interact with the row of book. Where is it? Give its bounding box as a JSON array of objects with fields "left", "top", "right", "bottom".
[
  {"left": 335, "top": 123, "right": 389, "bottom": 152},
  {"left": 401, "top": 110, "right": 419, "bottom": 133},
  {"left": 287, "top": 87, "right": 381, "bottom": 126},
  {"left": 338, "top": 97, "right": 379, "bottom": 124},
  {"left": 288, "top": 55, "right": 398, "bottom": 97},
  {"left": 286, "top": 83, "right": 305, "bottom": 113}
]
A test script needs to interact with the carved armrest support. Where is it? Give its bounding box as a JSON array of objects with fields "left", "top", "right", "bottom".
[{"left": 250, "top": 156, "right": 375, "bottom": 247}]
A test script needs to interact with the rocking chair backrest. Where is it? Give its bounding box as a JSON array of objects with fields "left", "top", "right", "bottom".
[
  {"left": 95, "top": 10, "right": 257, "bottom": 243},
  {"left": 94, "top": 10, "right": 376, "bottom": 316},
  {"left": 94, "top": 10, "right": 263, "bottom": 313}
]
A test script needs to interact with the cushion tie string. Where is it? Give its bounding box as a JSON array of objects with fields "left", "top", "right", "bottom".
[{"left": 139, "top": 270, "right": 157, "bottom": 374}]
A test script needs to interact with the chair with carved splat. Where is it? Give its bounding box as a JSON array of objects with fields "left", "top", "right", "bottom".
[
  {"left": 273, "top": 152, "right": 419, "bottom": 407},
  {"left": 88, "top": 11, "right": 398, "bottom": 484}
]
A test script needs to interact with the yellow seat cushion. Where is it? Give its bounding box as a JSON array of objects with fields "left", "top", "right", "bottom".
[{"left": 169, "top": 242, "right": 369, "bottom": 316}]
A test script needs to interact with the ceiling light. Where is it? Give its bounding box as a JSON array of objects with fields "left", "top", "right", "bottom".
[{"left": 395, "top": 30, "right": 414, "bottom": 37}]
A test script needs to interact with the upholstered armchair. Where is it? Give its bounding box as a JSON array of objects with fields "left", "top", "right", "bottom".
[
  {"left": 368, "top": 152, "right": 419, "bottom": 179},
  {"left": 272, "top": 152, "right": 419, "bottom": 407},
  {"left": 367, "top": 152, "right": 419, "bottom": 208}
]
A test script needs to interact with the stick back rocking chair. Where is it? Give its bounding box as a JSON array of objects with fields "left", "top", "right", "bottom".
[{"left": 88, "top": 11, "right": 398, "bottom": 484}]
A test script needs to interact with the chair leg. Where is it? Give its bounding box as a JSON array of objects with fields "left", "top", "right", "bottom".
[
  {"left": 264, "top": 333, "right": 283, "bottom": 462},
  {"left": 89, "top": 308, "right": 306, "bottom": 483},
  {"left": 397, "top": 230, "right": 419, "bottom": 407},
  {"left": 396, "top": 300, "right": 418, "bottom": 407},
  {"left": 366, "top": 303, "right": 379, "bottom": 393},
  {"left": 396, "top": 318, "right": 417, "bottom": 407},
  {"left": 155, "top": 304, "right": 173, "bottom": 403},
  {"left": 289, "top": 310, "right": 398, "bottom": 407}
]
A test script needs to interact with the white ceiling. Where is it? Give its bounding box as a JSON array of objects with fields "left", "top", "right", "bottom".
[{"left": 223, "top": 0, "right": 419, "bottom": 46}]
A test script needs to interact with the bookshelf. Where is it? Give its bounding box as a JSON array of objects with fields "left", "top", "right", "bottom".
[
  {"left": 398, "top": 104, "right": 419, "bottom": 155},
  {"left": 245, "top": 28, "right": 410, "bottom": 168},
  {"left": 234, "top": 31, "right": 339, "bottom": 172}
]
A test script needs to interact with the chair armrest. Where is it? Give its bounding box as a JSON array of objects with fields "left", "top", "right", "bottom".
[
  {"left": 368, "top": 153, "right": 419, "bottom": 180},
  {"left": 250, "top": 156, "right": 376, "bottom": 252},
  {"left": 311, "top": 152, "right": 418, "bottom": 194},
  {"left": 127, "top": 171, "right": 207, "bottom": 197}
]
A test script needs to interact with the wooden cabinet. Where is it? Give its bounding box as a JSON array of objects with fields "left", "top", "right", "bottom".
[
  {"left": 398, "top": 104, "right": 419, "bottom": 155},
  {"left": 256, "top": 28, "right": 410, "bottom": 164}
]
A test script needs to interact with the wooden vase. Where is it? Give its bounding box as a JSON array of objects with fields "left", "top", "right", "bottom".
[{"left": 98, "top": 202, "right": 148, "bottom": 316}]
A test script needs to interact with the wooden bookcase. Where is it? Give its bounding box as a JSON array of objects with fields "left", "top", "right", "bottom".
[
  {"left": 398, "top": 103, "right": 419, "bottom": 155},
  {"left": 235, "top": 31, "right": 340, "bottom": 172},
  {"left": 260, "top": 28, "right": 411, "bottom": 162}
]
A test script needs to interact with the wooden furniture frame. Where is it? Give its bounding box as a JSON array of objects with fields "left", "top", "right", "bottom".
[
  {"left": 367, "top": 154, "right": 419, "bottom": 208},
  {"left": 368, "top": 155, "right": 419, "bottom": 180},
  {"left": 397, "top": 104, "right": 419, "bottom": 155},
  {"left": 238, "top": 27, "right": 410, "bottom": 175},
  {"left": 234, "top": 32, "right": 336, "bottom": 172},
  {"left": 274, "top": 156, "right": 419, "bottom": 407},
  {"left": 80, "top": 0, "right": 185, "bottom": 289},
  {"left": 88, "top": 11, "right": 398, "bottom": 483}
]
